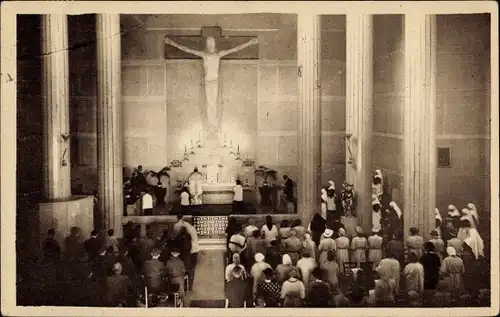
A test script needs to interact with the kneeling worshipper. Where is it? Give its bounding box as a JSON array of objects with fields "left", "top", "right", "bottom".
[
  {"left": 405, "top": 227, "right": 424, "bottom": 259},
  {"left": 261, "top": 215, "right": 279, "bottom": 245},
  {"left": 351, "top": 226, "right": 367, "bottom": 267},
  {"left": 429, "top": 230, "right": 445, "bottom": 260},
  {"left": 225, "top": 266, "right": 250, "bottom": 308},
  {"left": 296, "top": 250, "right": 317, "bottom": 289},
  {"left": 228, "top": 227, "right": 247, "bottom": 256},
  {"left": 320, "top": 251, "right": 340, "bottom": 292},
  {"left": 291, "top": 219, "right": 307, "bottom": 241},
  {"left": 251, "top": 253, "right": 272, "bottom": 294},
  {"left": 368, "top": 229, "right": 383, "bottom": 270},
  {"left": 334, "top": 228, "right": 350, "bottom": 271},
  {"left": 244, "top": 218, "right": 259, "bottom": 238},
  {"left": 420, "top": 242, "right": 441, "bottom": 290},
  {"left": 105, "top": 262, "right": 135, "bottom": 307},
  {"left": 308, "top": 213, "right": 327, "bottom": 247},
  {"left": 307, "top": 268, "right": 332, "bottom": 307},
  {"left": 255, "top": 268, "right": 282, "bottom": 307},
  {"left": 447, "top": 232, "right": 463, "bottom": 257},
  {"left": 281, "top": 269, "right": 306, "bottom": 307},
  {"left": 303, "top": 233, "right": 317, "bottom": 261},
  {"left": 225, "top": 253, "right": 247, "bottom": 282},
  {"left": 283, "top": 230, "right": 303, "bottom": 265},
  {"left": 275, "top": 254, "right": 299, "bottom": 283},
  {"left": 440, "top": 246, "right": 465, "bottom": 291},
  {"left": 279, "top": 219, "right": 292, "bottom": 240},
  {"left": 403, "top": 252, "right": 424, "bottom": 294},
  {"left": 375, "top": 250, "right": 401, "bottom": 294},
  {"left": 374, "top": 278, "right": 396, "bottom": 307}
]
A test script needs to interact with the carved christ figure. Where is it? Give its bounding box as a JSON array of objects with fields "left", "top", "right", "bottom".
[{"left": 165, "top": 35, "right": 259, "bottom": 133}]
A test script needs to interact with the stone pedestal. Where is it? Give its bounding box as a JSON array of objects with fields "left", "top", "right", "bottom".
[
  {"left": 403, "top": 14, "right": 437, "bottom": 240},
  {"left": 345, "top": 14, "right": 374, "bottom": 232},
  {"left": 39, "top": 196, "right": 94, "bottom": 248},
  {"left": 96, "top": 14, "right": 124, "bottom": 237},
  {"left": 297, "top": 13, "right": 322, "bottom": 225},
  {"left": 41, "top": 14, "right": 71, "bottom": 200}
]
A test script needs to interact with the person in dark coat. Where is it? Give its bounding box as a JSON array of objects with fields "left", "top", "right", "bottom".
[
  {"left": 420, "top": 241, "right": 441, "bottom": 290},
  {"left": 309, "top": 213, "right": 326, "bottom": 247},
  {"left": 265, "top": 239, "right": 282, "bottom": 269},
  {"left": 84, "top": 230, "right": 101, "bottom": 262},
  {"left": 42, "top": 229, "right": 61, "bottom": 262}
]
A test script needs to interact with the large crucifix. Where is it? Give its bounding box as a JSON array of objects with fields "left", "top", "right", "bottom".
[{"left": 165, "top": 27, "right": 259, "bottom": 138}]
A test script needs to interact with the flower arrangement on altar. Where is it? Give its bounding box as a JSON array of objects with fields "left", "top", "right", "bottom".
[
  {"left": 243, "top": 158, "right": 254, "bottom": 167},
  {"left": 171, "top": 160, "right": 183, "bottom": 168}
]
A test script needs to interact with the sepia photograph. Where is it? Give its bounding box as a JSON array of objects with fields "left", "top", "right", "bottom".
[{"left": 1, "top": 1, "right": 498, "bottom": 316}]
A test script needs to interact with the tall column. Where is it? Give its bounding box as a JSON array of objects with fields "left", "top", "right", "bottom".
[
  {"left": 297, "top": 13, "right": 322, "bottom": 225},
  {"left": 403, "top": 14, "right": 437, "bottom": 240},
  {"left": 41, "top": 15, "right": 71, "bottom": 200},
  {"left": 96, "top": 14, "right": 123, "bottom": 237},
  {"left": 345, "top": 14, "right": 374, "bottom": 232},
  {"left": 39, "top": 16, "right": 94, "bottom": 246}
]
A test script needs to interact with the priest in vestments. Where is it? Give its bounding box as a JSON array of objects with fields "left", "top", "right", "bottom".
[{"left": 188, "top": 168, "right": 204, "bottom": 205}]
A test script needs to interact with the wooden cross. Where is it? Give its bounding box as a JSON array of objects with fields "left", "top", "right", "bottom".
[{"left": 165, "top": 26, "right": 259, "bottom": 60}]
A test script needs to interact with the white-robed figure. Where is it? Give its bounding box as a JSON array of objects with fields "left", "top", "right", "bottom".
[
  {"left": 435, "top": 208, "right": 443, "bottom": 238},
  {"left": 328, "top": 181, "right": 335, "bottom": 191},
  {"left": 467, "top": 203, "right": 479, "bottom": 228},
  {"left": 372, "top": 195, "right": 382, "bottom": 233},
  {"left": 460, "top": 208, "right": 476, "bottom": 229},
  {"left": 188, "top": 168, "right": 204, "bottom": 205},
  {"left": 320, "top": 188, "right": 328, "bottom": 220},
  {"left": 372, "top": 169, "right": 384, "bottom": 200}
]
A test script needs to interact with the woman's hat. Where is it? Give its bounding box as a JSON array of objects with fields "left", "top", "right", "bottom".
[{"left": 323, "top": 229, "right": 334, "bottom": 238}]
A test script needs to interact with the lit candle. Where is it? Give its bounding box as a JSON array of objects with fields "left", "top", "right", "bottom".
[{"left": 237, "top": 145, "right": 240, "bottom": 153}]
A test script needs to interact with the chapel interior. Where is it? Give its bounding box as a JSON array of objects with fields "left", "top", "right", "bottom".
[{"left": 13, "top": 12, "right": 492, "bottom": 308}]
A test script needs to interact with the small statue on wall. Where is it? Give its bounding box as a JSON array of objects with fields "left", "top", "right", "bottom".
[
  {"left": 340, "top": 182, "right": 356, "bottom": 217},
  {"left": 61, "top": 133, "right": 71, "bottom": 166}
]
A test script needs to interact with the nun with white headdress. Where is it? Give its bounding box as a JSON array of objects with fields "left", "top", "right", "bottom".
[
  {"left": 372, "top": 195, "right": 382, "bottom": 233},
  {"left": 467, "top": 203, "right": 479, "bottom": 228},
  {"left": 320, "top": 188, "right": 328, "bottom": 220},
  {"left": 372, "top": 169, "right": 384, "bottom": 201},
  {"left": 460, "top": 208, "right": 476, "bottom": 229},
  {"left": 388, "top": 201, "right": 403, "bottom": 238},
  {"left": 462, "top": 228, "right": 484, "bottom": 292},
  {"left": 435, "top": 208, "right": 443, "bottom": 238},
  {"left": 447, "top": 205, "right": 461, "bottom": 229},
  {"left": 328, "top": 180, "right": 335, "bottom": 191}
]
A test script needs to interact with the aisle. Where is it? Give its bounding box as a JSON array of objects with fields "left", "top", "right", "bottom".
[{"left": 188, "top": 249, "right": 226, "bottom": 303}]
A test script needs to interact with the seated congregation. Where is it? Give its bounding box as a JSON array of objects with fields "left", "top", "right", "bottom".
[
  {"left": 223, "top": 204, "right": 489, "bottom": 308},
  {"left": 32, "top": 216, "right": 200, "bottom": 307}
]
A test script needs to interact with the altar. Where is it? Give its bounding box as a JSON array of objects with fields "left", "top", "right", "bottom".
[{"left": 201, "top": 183, "right": 253, "bottom": 204}]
